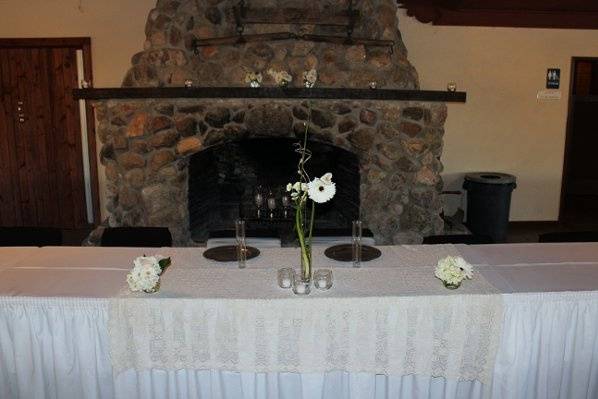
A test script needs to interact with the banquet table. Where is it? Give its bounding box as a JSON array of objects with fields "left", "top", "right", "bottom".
[{"left": 0, "top": 243, "right": 597, "bottom": 399}]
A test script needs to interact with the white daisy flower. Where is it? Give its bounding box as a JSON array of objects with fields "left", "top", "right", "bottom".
[
  {"left": 455, "top": 256, "right": 474, "bottom": 279},
  {"left": 307, "top": 175, "right": 336, "bottom": 203},
  {"left": 320, "top": 172, "right": 333, "bottom": 185}
]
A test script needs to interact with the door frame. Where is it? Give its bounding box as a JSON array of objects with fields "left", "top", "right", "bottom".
[{"left": 0, "top": 37, "right": 100, "bottom": 226}]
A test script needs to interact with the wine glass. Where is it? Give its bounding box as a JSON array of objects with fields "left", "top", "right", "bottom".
[
  {"left": 254, "top": 188, "right": 264, "bottom": 218},
  {"left": 281, "top": 194, "right": 291, "bottom": 218},
  {"left": 352, "top": 220, "right": 363, "bottom": 268},
  {"left": 267, "top": 192, "right": 276, "bottom": 219},
  {"left": 235, "top": 219, "right": 246, "bottom": 269}
]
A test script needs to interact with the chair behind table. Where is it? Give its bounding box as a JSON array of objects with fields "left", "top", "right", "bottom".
[
  {"left": 539, "top": 231, "right": 598, "bottom": 243},
  {"left": 101, "top": 227, "right": 173, "bottom": 247},
  {"left": 423, "top": 234, "right": 493, "bottom": 245},
  {"left": 0, "top": 227, "right": 63, "bottom": 247}
]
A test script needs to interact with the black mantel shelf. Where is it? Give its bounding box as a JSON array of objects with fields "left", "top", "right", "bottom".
[{"left": 72, "top": 87, "right": 466, "bottom": 103}]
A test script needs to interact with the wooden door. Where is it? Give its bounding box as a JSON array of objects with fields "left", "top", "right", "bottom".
[
  {"left": 0, "top": 50, "right": 22, "bottom": 225},
  {"left": 560, "top": 58, "right": 598, "bottom": 222},
  {"left": 0, "top": 45, "right": 90, "bottom": 228}
]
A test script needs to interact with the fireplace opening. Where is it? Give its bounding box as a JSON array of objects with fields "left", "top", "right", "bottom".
[{"left": 188, "top": 138, "right": 360, "bottom": 244}]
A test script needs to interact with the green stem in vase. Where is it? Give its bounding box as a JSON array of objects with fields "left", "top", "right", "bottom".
[
  {"left": 295, "top": 200, "right": 311, "bottom": 280},
  {"left": 307, "top": 200, "right": 315, "bottom": 261}
]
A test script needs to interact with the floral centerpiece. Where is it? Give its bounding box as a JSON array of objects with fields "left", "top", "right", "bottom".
[
  {"left": 434, "top": 256, "right": 473, "bottom": 289},
  {"left": 286, "top": 69, "right": 336, "bottom": 283},
  {"left": 126, "top": 255, "right": 171, "bottom": 293}
]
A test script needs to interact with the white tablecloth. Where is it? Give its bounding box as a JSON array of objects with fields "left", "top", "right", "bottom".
[{"left": 1, "top": 244, "right": 598, "bottom": 399}]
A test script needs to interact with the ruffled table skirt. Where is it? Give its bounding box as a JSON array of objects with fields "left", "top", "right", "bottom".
[{"left": 1, "top": 291, "right": 597, "bottom": 399}]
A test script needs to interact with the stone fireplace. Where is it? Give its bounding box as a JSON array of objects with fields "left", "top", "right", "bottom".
[{"left": 92, "top": 0, "right": 447, "bottom": 245}]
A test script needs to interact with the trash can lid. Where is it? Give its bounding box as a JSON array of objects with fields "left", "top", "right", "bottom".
[{"left": 464, "top": 172, "right": 516, "bottom": 185}]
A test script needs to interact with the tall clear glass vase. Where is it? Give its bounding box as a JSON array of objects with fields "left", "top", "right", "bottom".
[
  {"left": 300, "top": 244, "right": 312, "bottom": 282},
  {"left": 293, "top": 245, "right": 312, "bottom": 295}
]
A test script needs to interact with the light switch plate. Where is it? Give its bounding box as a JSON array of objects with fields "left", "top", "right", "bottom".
[{"left": 537, "top": 90, "right": 562, "bottom": 101}]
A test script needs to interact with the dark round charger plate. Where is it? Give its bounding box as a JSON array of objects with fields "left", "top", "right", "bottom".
[
  {"left": 324, "top": 244, "right": 382, "bottom": 262},
  {"left": 203, "top": 245, "right": 260, "bottom": 262}
]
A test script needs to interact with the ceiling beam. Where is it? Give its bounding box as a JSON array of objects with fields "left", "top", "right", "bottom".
[{"left": 398, "top": 1, "right": 598, "bottom": 29}]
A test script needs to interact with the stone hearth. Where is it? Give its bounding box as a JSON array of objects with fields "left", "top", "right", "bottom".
[{"left": 91, "top": 0, "right": 447, "bottom": 245}]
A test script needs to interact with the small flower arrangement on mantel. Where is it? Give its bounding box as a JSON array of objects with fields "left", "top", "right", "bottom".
[
  {"left": 267, "top": 68, "right": 293, "bottom": 87},
  {"left": 244, "top": 71, "right": 263, "bottom": 88},
  {"left": 126, "top": 255, "right": 171, "bottom": 293},
  {"left": 434, "top": 256, "right": 473, "bottom": 289}
]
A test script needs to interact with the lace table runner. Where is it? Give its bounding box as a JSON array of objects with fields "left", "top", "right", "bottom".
[{"left": 108, "top": 245, "right": 503, "bottom": 383}]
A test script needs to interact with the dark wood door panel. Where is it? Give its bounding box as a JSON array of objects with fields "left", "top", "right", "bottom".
[
  {"left": 48, "top": 47, "right": 87, "bottom": 228},
  {"left": 0, "top": 49, "right": 22, "bottom": 225},
  {"left": 0, "top": 45, "right": 90, "bottom": 229}
]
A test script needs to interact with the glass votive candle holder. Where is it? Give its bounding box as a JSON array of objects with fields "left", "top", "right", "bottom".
[
  {"left": 314, "top": 269, "right": 333, "bottom": 290},
  {"left": 292, "top": 273, "right": 311, "bottom": 295},
  {"left": 278, "top": 268, "right": 294, "bottom": 289}
]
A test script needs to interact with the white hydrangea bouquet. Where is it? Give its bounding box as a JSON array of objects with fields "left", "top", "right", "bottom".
[
  {"left": 244, "top": 71, "right": 263, "bottom": 88},
  {"left": 126, "top": 255, "right": 171, "bottom": 293},
  {"left": 285, "top": 69, "right": 336, "bottom": 283},
  {"left": 434, "top": 256, "right": 473, "bottom": 289}
]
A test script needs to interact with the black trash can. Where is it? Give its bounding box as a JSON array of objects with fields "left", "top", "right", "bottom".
[{"left": 463, "top": 172, "right": 517, "bottom": 243}]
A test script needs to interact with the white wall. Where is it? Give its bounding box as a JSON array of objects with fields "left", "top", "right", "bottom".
[{"left": 399, "top": 10, "right": 598, "bottom": 220}]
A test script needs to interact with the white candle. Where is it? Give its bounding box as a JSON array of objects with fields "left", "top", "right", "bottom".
[
  {"left": 281, "top": 277, "right": 292, "bottom": 288},
  {"left": 293, "top": 281, "right": 310, "bottom": 295},
  {"left": 316, "top": 278, "right": 328, "bottom": 289}
]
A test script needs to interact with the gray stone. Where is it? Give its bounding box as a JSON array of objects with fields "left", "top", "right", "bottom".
[
  {"left": 131, "top": 140, "right": 150, "bottom": 154},
  {"left": 149, "top": 115, "right": 173, "bottom": 133},
  {"left": 292, "top": 106, "right": 308, "bottom": 120},
  {"left": 332, "top": 103, "right": 352, "bottom": 115},
  {"left": 156, "top": 104, "right": 174, "bottom": 116},
  {"left": 205, "top": 107, "right": 231, "bottom": 128},
  {"left": 117, "top": 152, "right": 145, "bottom": 170},
  {"left": 148, "top": 130, "right": 179, "bottom": 148},
  {"left": 399, "top": 121, "right": 422, "bottom": 137},
  {"left": 246, "top": 104, "right": 293, "bottom": 136},
  {"left": 395, "top": 157, "right": 418, "bottom": 172},
  {"left": 402, "top": 107, "right": 424, "bottom": 121},
  {"left": 347, "top": 128, "right": 375, "bottom": 151},
  {"left": 197, "top": 120, "right": 208, "bottom": 134},
  {"left": 175, "top": 117, "right": 197, "bottom": 136},
  {"left": 177, "top": 136, "right": 203, "bottom": 155},
  {"left": 119, "top": 187, "right": 139, "bottom": 210},
  {"left": 338, "top": 118, "right": 356, "bottom": 134},
  {"left": 113, "top": 136, "right": 128, "bottom": 150},
  {"left": 178, "top": 104, "right": 204, "bottom": 114},
  {"left": 232, "top": 110, "right": 245, "bottom": 123},
  {"left": 125, "top": 168, "right": 145, "bottom": 189},
  {"left": 149, "top": 150, "right": 175, "bottom": 171},
  {"left": 205, "top": 6, "right": 222, "bottom": 24},
  {"left": 360, "top": 109, "right": 378, "bottom": 125},
  {"left": 311, "top": 108, "right": 336, "bottom": 129}
]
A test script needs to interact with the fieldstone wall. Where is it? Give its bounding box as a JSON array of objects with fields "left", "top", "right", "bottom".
[
  {"left": 124, "top": 0, "right": 419, "bottom": 89},
  {"left": 91, "top": 0, "right": 448, "bottom": 245}
]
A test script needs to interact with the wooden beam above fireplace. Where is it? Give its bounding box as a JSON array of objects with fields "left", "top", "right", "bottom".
[
  {"left": 73, "top": 87, "right": 466, "bottom": 103},
  {"left": 398, "top": 0, "right": 598, "bottom": 29}
]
